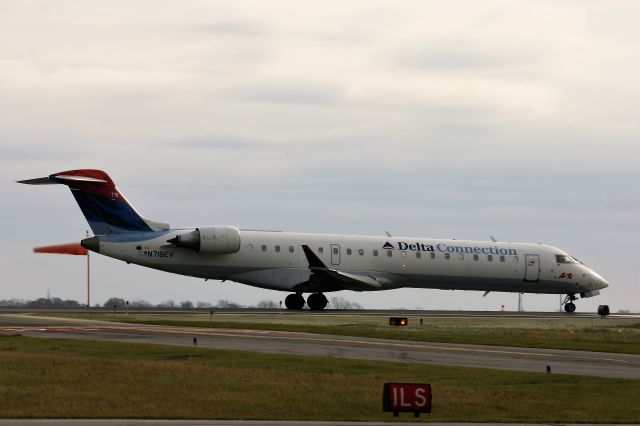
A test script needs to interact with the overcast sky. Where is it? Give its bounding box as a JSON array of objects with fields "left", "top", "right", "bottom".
[{"left": 1, "top": 1, "right": 638, "bottom": 312}]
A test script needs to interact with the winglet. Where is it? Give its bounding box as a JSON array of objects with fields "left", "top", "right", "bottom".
[
  {"left": 301, "top": 245, "right": 327, "bottom": 270},
  {"left": 301, "top": 244, "right": 384, "bottom": 290}
]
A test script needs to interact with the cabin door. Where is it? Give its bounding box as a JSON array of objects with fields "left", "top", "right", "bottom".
[
  {"left": 331, "top": 244, "right": 341, "bottom": 265},
  {"left": 524, "top": 254, "right": 540, "bottom": 282}
]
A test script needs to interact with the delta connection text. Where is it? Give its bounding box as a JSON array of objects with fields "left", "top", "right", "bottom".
[{"left": 389, "top": 241, "right": 517, "bottom": 256}]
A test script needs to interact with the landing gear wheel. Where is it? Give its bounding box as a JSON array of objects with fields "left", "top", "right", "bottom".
[
  {"left": 285, "top": 293, "right": 305, "bottom": 310},
  {"left": 562, "top": 294, "right": 577, "bottom": 313},
  {"left": 307, "top": 293, "right": 328, "bottom": 311}
]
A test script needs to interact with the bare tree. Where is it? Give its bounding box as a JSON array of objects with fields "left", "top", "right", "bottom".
[
  {"left": 129, "top": 299, "right": 152, "bottom": 308},
  {"left": 216, "top": 299, "right": 242, "bottom": 309},
  {"left": 256, "top": 300, "right": 278, "bottom": 309},
  {"left": 103, "top": 297, "right": 126, "bottom": 308},
  {"left": 330, "top": 296, "right": 363, "bottom": 310}
]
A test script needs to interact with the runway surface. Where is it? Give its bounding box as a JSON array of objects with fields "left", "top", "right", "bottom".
[
  {"left": 1, "top": 313, "right": 639, "bottom": 379},
  {"left": 0, "top": 421, "right": 637, "bottom": 426}
]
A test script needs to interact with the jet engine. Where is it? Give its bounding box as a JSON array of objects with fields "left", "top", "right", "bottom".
[{"left": 167, "top": 226, "right": 241, "bottom": 254}]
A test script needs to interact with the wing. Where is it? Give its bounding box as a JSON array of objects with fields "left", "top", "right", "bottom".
[{"left": 300, "top": 245, "right": 383, "bottom": 291}]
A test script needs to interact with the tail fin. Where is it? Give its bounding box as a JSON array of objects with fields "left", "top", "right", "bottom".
[{"left": 18, "top": 169, "right": 169, "bottom": 235}]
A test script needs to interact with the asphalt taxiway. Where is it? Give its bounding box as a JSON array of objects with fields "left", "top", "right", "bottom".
[
  {"left": 0, "top": 421, "right": 638, "bottom": 426},
  {"left": 1, "top": 313, "right": 639, "bottom": 379}
]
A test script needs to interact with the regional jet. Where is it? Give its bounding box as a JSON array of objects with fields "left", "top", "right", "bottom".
[{"left": 19, "top": 169, "right": 608, "bottom": 312}]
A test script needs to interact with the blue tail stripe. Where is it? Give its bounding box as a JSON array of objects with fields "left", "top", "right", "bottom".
[{"left": 71, "top": 190, "right": 152, "bottom": 234}]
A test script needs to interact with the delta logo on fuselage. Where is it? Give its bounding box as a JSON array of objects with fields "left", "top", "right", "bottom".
[{"left": 383, "top": 241, "right": 517, "bottom": 256}]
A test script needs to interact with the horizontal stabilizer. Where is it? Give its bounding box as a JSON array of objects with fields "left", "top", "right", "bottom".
[
  {"left": 53, "top": 175, "right": 108, "bottom": 184},
  {"left": 16, "top": 177, "right": 57, "bottom": 185},
  {"left": 18, "top": 169, "right": 169, "bottom": 235}
]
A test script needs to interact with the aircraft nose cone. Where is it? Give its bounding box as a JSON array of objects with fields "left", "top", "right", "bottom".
[
  {"left": 586, "top": 268, "right": 609, "bottom": 290},
  {"left": 590, "top": 275, "right": 608, "bottom": 290}
]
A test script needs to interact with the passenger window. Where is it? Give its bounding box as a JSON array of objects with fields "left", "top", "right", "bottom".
[
  {"left": 430, "top": 252, "right": 436, "bottom": 259},
  {"left": 458, "top": 253, "right": 464, "bottom": 260},
  {"left": 487, "top": 254, "right": 493, "bottom": 262},
  {"left": 473, "top": 254, "right": 478, "bottom": 261},
  {"left": 261, "top": 244, "right": 267, "bottom": 252},
  {"left": 513, "top": 256, "right": 519, "bottom": 263},
  {"left": 318, "top": 247, "right": 324, "bottom": 253},
  {"left": 358, "top": 249, "right": 364, "bottom": 256},
  {"left": 247, "top": 244, "right": 253, "bottom": 251},
  {"left": 373, "top": 249, "right": 379, "bottom": 256},
  {"left": 444, "top": 253, "right": 450, "bottom": 260},
  {"left": 500, "top": 255, "right": 505, "bottom": 262},
  {"left": 275, "top": 245, "right": 281, "bottom": 252},
  {"left": 346, "top": 248, "right": 352, "bottom": 255},
  {"left": 333, "top": 247, "right": 339, "bottom": 255},
  {"left": 387, "top": 250, "right": 392, "bottom": 257},
  {"left": 416, "top": 252, "right": 421, "bottom": 259},
  {"left": 289, "top": 246, "right": 294, "bottom": 253},
  {"left": 400, "top": 251, "right": 407, "bottom": 258}
]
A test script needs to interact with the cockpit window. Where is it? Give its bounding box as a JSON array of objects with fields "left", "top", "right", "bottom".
[{"left": 556, "top": 254, "right": 577, "bottom": 264}]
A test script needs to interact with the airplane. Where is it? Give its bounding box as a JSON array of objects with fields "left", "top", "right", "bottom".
[{"left": 19, "top": 169, "right": 609, "bottom": 312}]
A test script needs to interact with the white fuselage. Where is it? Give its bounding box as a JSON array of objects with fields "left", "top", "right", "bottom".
[{"left": 94, "top": 228, "right": 608, "bottom": 297}]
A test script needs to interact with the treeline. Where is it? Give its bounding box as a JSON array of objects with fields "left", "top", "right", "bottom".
[
  {"left": 103, "top": 296, "right": 362, "bottom": 309},
  {"left": 102, "top": 298, "right": 241, "bottom": 309},
  {"left": 0, "top": 296, "right": 363, "bottom": 309}
]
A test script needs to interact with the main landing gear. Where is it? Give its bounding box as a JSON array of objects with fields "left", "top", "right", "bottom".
[
  {"left": 284, "top": 292, "right": 328, "bottom": 311},
  {"left": 285, "top": 293, "right": 305, "bottom": 310},
  {"left": 563, "top": 294, "right": 577, "bottom": 313},
  {"left": 307, "top": 293, "right": 328, "bottom": 311}
]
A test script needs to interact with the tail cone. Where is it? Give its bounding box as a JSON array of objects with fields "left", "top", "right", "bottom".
[{"left": 81, "top": 236, "right": 100, "bottom": 253}]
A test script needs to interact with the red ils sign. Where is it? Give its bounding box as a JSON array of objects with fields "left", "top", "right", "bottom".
[{"left": 382, "top": 383, "right": 432, "bottom": 417}]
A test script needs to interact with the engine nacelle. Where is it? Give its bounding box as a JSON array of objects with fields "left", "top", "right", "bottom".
[{"left": 168, "top": 226, "right": 241, "bottom": 254}]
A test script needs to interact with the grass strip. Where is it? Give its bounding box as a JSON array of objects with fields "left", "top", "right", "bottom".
[
  {"left": 1, "top": 334, "right": 639, "bottom": 422},
  {"left": 107, "top": 317, "right": 640, "bottom": 354}
]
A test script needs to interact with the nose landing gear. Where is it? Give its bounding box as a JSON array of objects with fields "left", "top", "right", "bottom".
[{"left": 563, "top": 294, "right": 577, "bottom": 313}]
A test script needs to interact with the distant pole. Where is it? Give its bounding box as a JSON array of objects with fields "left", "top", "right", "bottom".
[
  {"left": 518, "top": 293, "right": 523, "bottom": 312},
  {"left": 86, "top": 230, "right": 90, "bottom": 307}
]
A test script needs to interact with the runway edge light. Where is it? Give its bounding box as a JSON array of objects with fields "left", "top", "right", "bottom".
[{"left": 389, "top": 317, "right": 408, "bottom": 326}]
